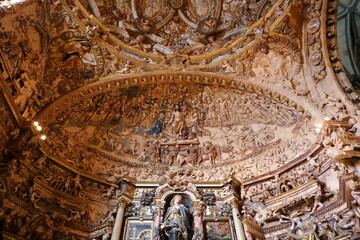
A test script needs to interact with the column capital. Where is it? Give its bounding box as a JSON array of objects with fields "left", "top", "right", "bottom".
[
  {"left": 226, "top": 198, "right": 240, "bottom": 209},
  {"left": 117, "top": 197, "right": 130, "bottom": 207},
  {"left": 191, "top": 201, "right": 205, "bottom": 211},
  {"left": 154, "top": 200, "right": 165, "bottom": 209}
]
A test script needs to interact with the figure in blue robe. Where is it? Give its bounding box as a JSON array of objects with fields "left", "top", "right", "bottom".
[
  {"left": 162, "top": 195, "right": 192, "bottom": 240},
  {"left": 147, "top": 112, "right": 165, "bottom": 135}
]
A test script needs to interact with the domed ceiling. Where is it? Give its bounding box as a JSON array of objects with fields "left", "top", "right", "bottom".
[
  {"left": 45, "top": 0, "right": 301, "bottom": 73},
  {"left": 79, "top": 0, "right": 274, "bottom": 57},
  {"left": 2, "top": 0, "right": 360, "bottom": 239},
  {"left": 0, "top": 0, "right": 347, "bottom": 184}
]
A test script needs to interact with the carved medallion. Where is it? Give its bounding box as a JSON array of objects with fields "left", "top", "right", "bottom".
[
  {"left": 139, "top": 0, "right": 164, "bottom": 19},
  {"left": 307, "top": 18, "right": 320, "bottom": 34},
  {"left": 197, "top": 17, "right": 219, "bottom": 35},
  {"left": 309, "top": 51, "right": 322, "bottom": 66},
  {"left": 188, "top": 0, "right": 211, "bottom": 19},
  {"left": 168, "top": 0, "right": 184, "bottom": 9}
]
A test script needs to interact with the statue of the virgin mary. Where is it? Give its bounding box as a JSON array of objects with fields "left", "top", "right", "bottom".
[{"left": 161, "top": 195, "right": 193, "bottom": 240}]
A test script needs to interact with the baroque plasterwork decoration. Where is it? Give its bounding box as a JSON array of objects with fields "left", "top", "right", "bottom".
[
  {"left": 33, "top": 72, "right": 322, "bottom": 183},
  {"left": 1, "top": 0, "right": 360, "bottom": 239},
  {"left": 61, "top": 0, "right": 294, "bottom": 65},
  {"left": 0, "top": 0, "right": 308, "bottom": 123}
]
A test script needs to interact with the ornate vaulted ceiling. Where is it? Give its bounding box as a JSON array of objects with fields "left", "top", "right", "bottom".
[
  {"left": 0, "top": 0, "right": 347, "bottom": 183},
  {"left": 1, "top": 0, "right": 360, "bottom": 239}
]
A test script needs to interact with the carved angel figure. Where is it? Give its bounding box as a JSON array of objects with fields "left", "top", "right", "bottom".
[{"left": 319, "top": 93, "right": 348, "bottom": 120}]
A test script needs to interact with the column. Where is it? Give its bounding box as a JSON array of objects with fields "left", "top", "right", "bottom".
[
  {"left": 228, "top": 198, "right": 246, "bottom": 240},
  {"left": 111, "top": 198, "right": 129, "bottom": 240}
]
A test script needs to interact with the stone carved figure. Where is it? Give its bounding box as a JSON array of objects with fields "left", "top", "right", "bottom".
[
  {"left": 61, "top": 40, "right": 97, "bottom": 79},
  {"left": 34, "top": 156, "right": 47, "bottom": 170},
  {"left": 198, "top": 141, "right": 218, "bottom": 166},
  {"left": 148, "top": 112, "right": 166, "bottom": 135},
  {"left": 153, "top": 205, "right": 163, "bottom": 240},
  {"left": 310, "top": 190, "right": 324, "bottom": 213},
  {"left": 352, "top": 188, "right": 360, "bottom": 206},
  {"left": 288, "top": 216, "right": 319, "bottom": 239},
  {"left": 331, "top": 213, "right": 355, "bottom": 235},
  {"left": 72, "top": 175, "right": 83, "bottom": 197},
  {"left": 307, "top": 156, "right": 320, "bottom": 172},
  {"left": 161, "top": 195, "right": 192, "bottom": 240},
  {"left": 100, "top": 207, "right": 117, "bottom": 223},
  {"left": 192, "top": 209, "right": 203, "bottom": 240},
  {"left": 319, "top": 93, "right": 348, "bottom": 120},
  {"left": 310, "top": 188, "right": 333, "bottom": 213},
  {"left": 167, "top": 104, "right": 187, "bottom": 140},
  {"left": 102, "top": 186, "right": 116, "bottom": 199},
  {"left": 26, "top": 213, "right": 65, "bottom": 240},
  {"left": 29, "top": 189, "right": 42, "bottom": 210},
  {"left": 252, "top": 44, "right": 291, "bottom": 81}
]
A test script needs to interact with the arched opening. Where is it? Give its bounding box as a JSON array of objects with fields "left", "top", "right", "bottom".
[{"left": 337, "top": 0, "right": 360, "bottom": 88}]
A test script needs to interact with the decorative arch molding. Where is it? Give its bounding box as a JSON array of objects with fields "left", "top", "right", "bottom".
[
  {"left": 154, "top": 182, "right": 202, "bottom": 202},
  {"left": 303, "top": 0, "right": 360, "bottom": 110},
  {"left": 36, "top": 71, "right": 324, "bottom": 122}
]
